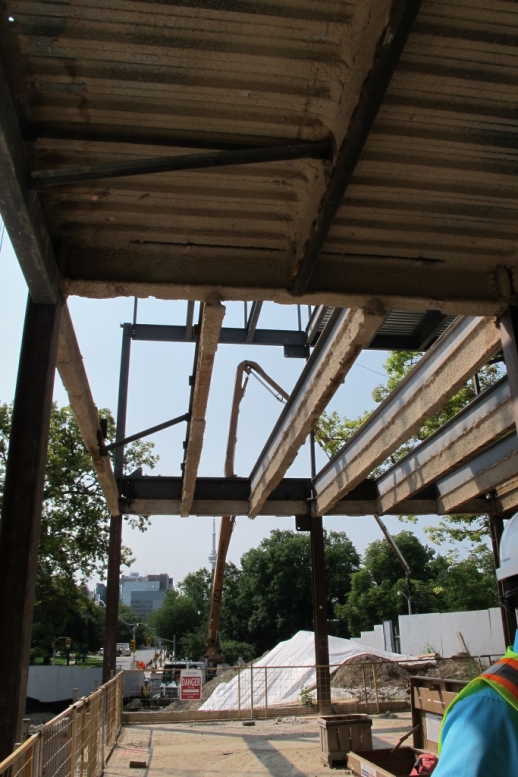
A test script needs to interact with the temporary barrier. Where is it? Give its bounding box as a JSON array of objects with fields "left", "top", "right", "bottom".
[{"left": 0, "top": 673, "right": 123, "bottom": 777}]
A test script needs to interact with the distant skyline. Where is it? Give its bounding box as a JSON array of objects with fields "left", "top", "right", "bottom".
[{"left": 0, "top": 232, "right": 459, "bottom": 585}]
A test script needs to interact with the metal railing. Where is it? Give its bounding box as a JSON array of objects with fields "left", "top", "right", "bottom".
[
  {"left": 0, "top": 673, "right": 123, "bottom": 777},
  {"left": 122, "top": 654, "right": 494, "bottom": 719}
]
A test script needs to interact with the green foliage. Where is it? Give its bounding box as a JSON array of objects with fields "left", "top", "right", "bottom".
[
  {"left": 148, "top": 590, "right": 200, "bottom": 642},
  {"left": 221, "top": 529, "right": 360, "bottom": 655},
  {"left": 299, "top": 686, "right": 315, "bottom": 707},
  {"left": 117, "top": 604, "right": 147, "bottom": 644},
  {"left": 147, "top": 530, "right": 360, "bottom": 660},
  {"left": 336, "top": 534, "right": 499, "bottom": 635},
  {"left": 31, "top": 576, "right": 104, "bottom": 663},
  {"left": 0, "top": 401, "right": 158, "bottom": 658}
]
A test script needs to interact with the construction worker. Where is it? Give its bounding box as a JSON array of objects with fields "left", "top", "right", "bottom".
[
  {"left": 140, "top": 678, "right": 151, "bottom": 708},
  {"left": 434, "top": 514, "right": 518, "bottom": 776}
]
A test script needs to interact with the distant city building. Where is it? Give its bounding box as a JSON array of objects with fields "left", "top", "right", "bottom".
[
  {"left": 95, "top": 583, "right": 107, "bottom": 605},
  {"left": 209, "top": 518, "right": 217, "bottom": 572},
  {"left": 119, "top": 573, "right": 173, "bottom": 621}
]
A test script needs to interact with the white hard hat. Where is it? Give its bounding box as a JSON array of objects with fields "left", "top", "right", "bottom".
[{"left": 497, "top": 513, "right": 518, "bottom": 581}]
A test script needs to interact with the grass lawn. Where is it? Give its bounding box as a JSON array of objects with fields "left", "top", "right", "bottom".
[{"left": 31, "top": 655, "right": 103, "bottom": 667}]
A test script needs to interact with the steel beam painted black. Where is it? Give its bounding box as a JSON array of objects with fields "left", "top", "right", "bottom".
[
  {"left": 290, "top": 0, "right": 425, "bottom": 296},
  {"left": 21, "top": 123, "right": 310, "bottom": 152},
  {"left": 0, "top": 62, "right": 59, "bottom": 302},
  {"left": 132, "top": 323, "right": 307, "bottom": 348},
  {"left": 246, "top": 301, "right": 263, "bottom": 343},
  {"left": 130, "top": 322, "right": 450, "bottom": 352},
  {"left": 0, "top": 295, "right": 63, "bottom": 759},
  {"left": 29, "top": 142, "right": 332, "bottom": 189}
]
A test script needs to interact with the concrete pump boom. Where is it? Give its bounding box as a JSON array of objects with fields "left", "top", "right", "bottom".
[{"left": 204, "top": 361, "right": 289, "bottom": 665}]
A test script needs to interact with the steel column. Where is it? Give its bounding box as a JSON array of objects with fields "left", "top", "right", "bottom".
[
  {"left": 489, "top": 514, "right": 517, "bottom": 649},
  {"left": 0, "top": 295, "right": 62, "bottom": 759},
  {"left": 114, "top": 324, "right": 132, "bottom": 478},
  {"left": 499, "top": 307, "right": 518, "bottom": 432},
  {"left": 310, "top": 517, "right": 332, "bottom": 715},
  {"left": 102, "top": 514, "right": 123, "bottom": 683}
]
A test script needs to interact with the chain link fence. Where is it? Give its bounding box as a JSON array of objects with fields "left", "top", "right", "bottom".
[{"left": 0, "top": 673, "right": 123, "bottom": 777}]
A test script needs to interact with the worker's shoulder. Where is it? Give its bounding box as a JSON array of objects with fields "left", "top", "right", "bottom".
[{"left": 445, "top": 682, "right": 518, "bottom": 728}]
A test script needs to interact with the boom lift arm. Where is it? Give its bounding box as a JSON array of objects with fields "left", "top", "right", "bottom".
[{"left": 204, "top": 361, "right": 289, "bottom": 665}]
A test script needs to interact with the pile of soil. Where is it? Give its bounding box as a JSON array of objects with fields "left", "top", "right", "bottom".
[
  {"left": 330, "top": 653, "right": 480, "bottom": 703},
  {"left": 331, "top": 654, "right": 414, "bottom": 690}
]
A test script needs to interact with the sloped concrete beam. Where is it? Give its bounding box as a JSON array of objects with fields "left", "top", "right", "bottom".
[
  {"left": 376, "top": 377, "right": 514, "bottom": 514},
  {"left": 57, "top": 304, "right": 120, "bottom": 515},
  {"left": 248, "top": 306, "right": 385, "bottom": 518},
  {"left": 181, "top": 300, "right": 225, "bottom": 516},
  {"left": 314, "top": 316, "right": 502, "bottom": 516},
  {"left": 436, "top": 434, "right": 518, "bottom": 514}
]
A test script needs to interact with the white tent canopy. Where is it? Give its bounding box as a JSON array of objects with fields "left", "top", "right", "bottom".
[{"left": 200, "top": 630, "right": 412, "bottom": 711}]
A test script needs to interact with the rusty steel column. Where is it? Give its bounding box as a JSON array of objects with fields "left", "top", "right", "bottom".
[
  {"left": 310, "top": 515, "right": 332, "bottom": 714},
  {"left": 499, "top": 306, "right": 518, "bottom": 429},
  {"left": 0, "top": 295, "right": 62, "bottom": 760},
  {"left": 489, "top": 514, "right": 517, "bottom": 649},
  {"left": 102, "top": 514, "right": 123, "bottom": 683}
]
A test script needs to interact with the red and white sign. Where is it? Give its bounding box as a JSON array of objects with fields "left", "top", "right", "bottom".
[{"left": 180, "top": 669, "right": 203, "bottom": 701}]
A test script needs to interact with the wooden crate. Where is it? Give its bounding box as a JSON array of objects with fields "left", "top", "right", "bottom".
[
  {"left": 348, "top": 747, "right": 417, "bottom": 777},
  {"left": 348, "top": 676, "right": 469, "bottom": 776},
  {"left": 317, "top": 714, "right": 372, "bottom": 766}
]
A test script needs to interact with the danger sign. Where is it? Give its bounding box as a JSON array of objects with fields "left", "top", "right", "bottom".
[{"left": 180, "top": 669, "right": 203, "bottom": 701}]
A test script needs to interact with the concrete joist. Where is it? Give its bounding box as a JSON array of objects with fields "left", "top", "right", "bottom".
[
  {"left": 376, "top": 377, "right": 514, "bottom": 514},
  {"left": 181, "top": 301, "right": 225, "bottom": 516},
  {"left": 314, "top": 316, "right": 502, "bottom": 516},
  {"left": 57, "top": 305, "right": 120, "bottom": 516},
  {"left": 436, "top": 434, "right": 518, "bottom": 514},
  {"left": 248, "top": 306, "right": 385, "bottom": 518}
]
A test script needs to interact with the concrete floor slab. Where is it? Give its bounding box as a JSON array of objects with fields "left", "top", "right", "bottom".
[{"left": 108, "top": 713, "right": 413, "bottom": 777}]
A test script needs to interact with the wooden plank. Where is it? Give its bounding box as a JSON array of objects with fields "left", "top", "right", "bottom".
[
  {"left": 57, "top": 305, "right": 120, "bottom": 516},
  {"left": 181, "top": 301, "right": 225, "bottom": 516}
]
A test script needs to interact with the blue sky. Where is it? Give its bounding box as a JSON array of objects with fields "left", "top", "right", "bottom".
[{"left": 0, "top": 230, "right": 449, "bottom": 584}]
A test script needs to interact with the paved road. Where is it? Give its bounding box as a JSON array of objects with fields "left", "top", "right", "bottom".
[{"left": 116, "top": 648, "right": 156, "bottom": 671}]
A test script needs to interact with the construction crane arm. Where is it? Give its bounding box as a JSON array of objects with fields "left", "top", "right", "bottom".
[{"left": 205, "top": 361, "right": 288, "bottom": 665}]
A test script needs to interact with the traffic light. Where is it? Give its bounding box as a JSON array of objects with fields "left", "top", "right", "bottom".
[
  {"left": 65, "top": 638, "right": 71, "bottom": 650},
  {"left": 146, "top": 637, "right": 152, "bottom": 647},
  {"left": 130, "top": 639, "right": 137, "bottom": 652}
]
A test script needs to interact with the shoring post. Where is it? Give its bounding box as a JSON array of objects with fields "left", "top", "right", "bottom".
[
  {"left": 361, "top": 664, "right": 369, "bottom": 712},
  {"left": 310, "top": 515, "right": 332, "bottom": 715},
  {"left": 372, "top": 665, "right": 380, "bottom": 713},
  {"left": 250, "top": 665, "right": 254, "bottom": 719},
  {"left": 0, "top": 294, "right": 63, "bottom": 759},
  {"left": 238, "top": 666, "right": 241, "bottom": 719},
  {"left": 102, "top": 515, "right": 123, "bottom": 683}
]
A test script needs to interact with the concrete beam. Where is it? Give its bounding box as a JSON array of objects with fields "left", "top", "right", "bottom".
[
  {"left": 248, "top": 306, "right": 385, "bottom": 517},
  {"left": 314, "top": 316, "right": 502, "bottom": 516},
  {"left": 436, "top": 433, "right": 518, "bottom": 514},
  {"left": 181, "top": 301, "right": 225, "bottom": 516},
  {"left": 56, "top": 304, "right": 120, "bottom": 515},
  {"left": 376, "top": 377, "right": 514, "bottom": 513},
  {"left": 0, "top": 61, "right": 59, "bottom": 303}
]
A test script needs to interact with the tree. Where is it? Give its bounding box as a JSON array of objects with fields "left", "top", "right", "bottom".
[
  {"left": 147, "top": 590, "right": 200, "bottom": 645},
  {"left": 336, "top": 534, "right": 499, "bottom": 635},
  {"left": 222, "top": 529, "right": 360, "bottom": 655},
  {"left": 0, "top": 401, "right": 158, "bottom": 657}
]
